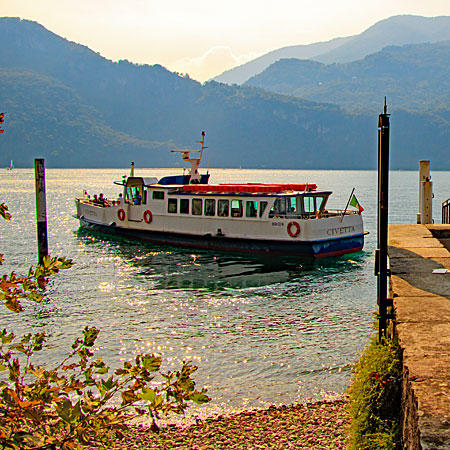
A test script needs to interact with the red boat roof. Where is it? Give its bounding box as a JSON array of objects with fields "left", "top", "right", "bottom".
[{"left": 180, "top": 183, "right": 317, "bottom": 194}]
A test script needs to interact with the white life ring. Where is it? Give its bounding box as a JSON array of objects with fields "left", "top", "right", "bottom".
[
  {"left": 287, "top": 221, "right": 300, "bottom": 238},
  {"left": 117, "top": 208, "right": 126, "bottom": 221},
  {"left": 143, "top": 210, "right": 153, "bottom": 224}
]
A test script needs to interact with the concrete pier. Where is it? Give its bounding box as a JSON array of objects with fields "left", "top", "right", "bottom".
[{"left": 389, "top": 224, "right": 450, "bottom": 449}]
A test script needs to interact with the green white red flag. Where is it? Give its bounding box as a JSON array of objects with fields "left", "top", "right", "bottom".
[{"left": 350, "top": 194, "right": 364, "bottom": 212}]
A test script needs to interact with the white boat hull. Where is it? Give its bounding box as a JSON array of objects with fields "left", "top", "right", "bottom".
[{"left": 76, "top": 200, "right": 364, "bottom": 258}]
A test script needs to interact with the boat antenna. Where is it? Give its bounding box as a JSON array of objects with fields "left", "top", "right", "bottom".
[{"left": 196, "top": 131, "right": 208, "bottom": 159}]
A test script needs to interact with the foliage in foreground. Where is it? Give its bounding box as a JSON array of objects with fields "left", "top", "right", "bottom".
[
  {"left": 0, "top": 203, "right": 210, "bottom": 449},
  {"left": 347, "top": 332, "right": 402, "bottom": 450}
]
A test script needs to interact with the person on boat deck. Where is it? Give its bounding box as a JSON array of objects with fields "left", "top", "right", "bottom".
[
  {"left": 134, "top": 191, "right": 142, "bottom": 205},
  {"left": 117, "top": 193, "right": 123, "bottom": 205},
  {"left": 99, "top": 193, "right": 105, "bottom": 206},
  {"left": 93, "top": 194, "right": 98, "bottom": 204}
]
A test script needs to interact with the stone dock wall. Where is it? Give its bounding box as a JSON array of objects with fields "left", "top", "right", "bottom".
[{"left": 389, "top": 224, "right": 450, "bottom": 450}]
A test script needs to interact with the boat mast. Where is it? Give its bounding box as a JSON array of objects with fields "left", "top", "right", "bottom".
[{"left": 171, "top": 131, "right": 207, "bottom": 183}]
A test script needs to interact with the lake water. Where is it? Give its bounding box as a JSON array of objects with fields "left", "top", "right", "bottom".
[{"left": 1, "top": 168, "right": 449, "bottom": 419}]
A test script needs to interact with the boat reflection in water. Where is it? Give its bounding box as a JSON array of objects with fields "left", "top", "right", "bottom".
[{"left": 76, "top": 228, "right": 364, "bottom": 291}]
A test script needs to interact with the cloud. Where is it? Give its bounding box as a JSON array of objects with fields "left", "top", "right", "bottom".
[{"left": 169, "top": 46, "right": 260, "bottom": 82}]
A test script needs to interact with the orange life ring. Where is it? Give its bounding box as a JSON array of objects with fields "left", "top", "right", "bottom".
[
  {"left": 287, "top": 221, "right": 300, "bottom": 237},
  {"left": 143, "top": 210, "right": 152, "bottom": 224},
  {"left": 117, "top": 208, "right": 125, "bottom": 221}
]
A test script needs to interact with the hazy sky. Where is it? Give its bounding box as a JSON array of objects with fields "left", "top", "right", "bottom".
[{"left": 2, "top": 0, "right": 450, "bottom": 81}]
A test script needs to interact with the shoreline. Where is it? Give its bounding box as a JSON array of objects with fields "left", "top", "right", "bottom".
[{"left": 105, "top": 399, "right": 350, "bottom": 450}]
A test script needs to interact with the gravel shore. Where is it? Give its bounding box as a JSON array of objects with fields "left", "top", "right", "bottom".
[{"left": 108, "top": 400, "right": 350, "bottom": 450}]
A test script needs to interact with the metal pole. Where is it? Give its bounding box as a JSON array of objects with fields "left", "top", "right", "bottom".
[
  {"left": 341, "top": 187, "right": 355, "bottom": 221},
  {"left": 35, "top": 158, "right": 48, "bottom": 264},
  {"left": 376, "top": 100, "right": 390, "bottom": 340}
]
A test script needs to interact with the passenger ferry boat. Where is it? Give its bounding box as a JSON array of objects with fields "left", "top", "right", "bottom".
[{"left": 75, "top": 133, "right": 365, "bottom": 258}]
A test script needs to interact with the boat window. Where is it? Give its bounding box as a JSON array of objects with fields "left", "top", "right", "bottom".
[
  {"left": 126, "top": 187, "right": 133, "bottom": 202},
  {"left": 231, "top": 200, "right": 243, "bottom": 217},
  {"left": 286, "top": 197, "right": 298, "bottom": 216},
  {"left": 269, "top": 197, "right": 286, "bottom": 218},
  {"left": 246, "top": 200, "right": 257, "bottom": 218},
  {"left": 205, "top": 199, "right": 215, "bottom": 216},
  {"left": 316, "top": 196, "right": 324, "bottom": 211},
  {"left": 180, "top": 198, "right": 189, "bottom": 214},
  {"left": 217, "top": 199, "right": 229, "bottom": 217},
  {"left": 126, "top": 186, "right": 142, "bottom": 204},
  {"left": 303, "top": 196, "right": 315, "bottom": 213},
  {"left": 192, "top": 198, "right": 202, "bottom": 216},
  {"left": 168, "top": 198, "right": 177, "bottom": 214},
  {"left": 259, "top": 201, "right": 268, "bottom": 218},
  {"left": 152, "top": 191, "right": 164, "bottom": 200}
]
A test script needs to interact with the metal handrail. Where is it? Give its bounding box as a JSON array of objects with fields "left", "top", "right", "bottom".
[{"left": 442, "top": 198, "right": 450, "bottom": 224}]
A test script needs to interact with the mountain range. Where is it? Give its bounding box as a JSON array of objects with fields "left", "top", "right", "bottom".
[
  {"left": 213, "top": 15, "right": 450, "bottom": 85},
  {"left": 244, "top": 41, "right": 450, "bottom": 113},
  {"left": 0, "top": 16, "right": 449, "bottom": 170}
]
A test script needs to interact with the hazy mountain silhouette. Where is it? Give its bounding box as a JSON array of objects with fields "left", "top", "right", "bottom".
[
  {"left": 212, "top": 36, "right": 352, "bottom": 85},
  {"left": 213, "top": 15, "right": 450, "bottom": 85}
]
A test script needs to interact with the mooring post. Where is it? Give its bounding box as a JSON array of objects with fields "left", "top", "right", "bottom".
[
  {"left": 35, "top": 158, "right": 48, "bottom": 264},
  {"left": 418, "top": 160, "right": 432, "bottom": 224},
  {"left": 376, "top": 100, "right": 390, "bottom": 340}
]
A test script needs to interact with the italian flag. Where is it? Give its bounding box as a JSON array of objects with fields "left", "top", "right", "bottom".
[{"left": 350, "top": 194, "right": 364, "bottom": 212}]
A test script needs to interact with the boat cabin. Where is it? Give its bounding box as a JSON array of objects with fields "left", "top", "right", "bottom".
[{"left": 122, "top": 177, "right": 332, "bottom": 221}]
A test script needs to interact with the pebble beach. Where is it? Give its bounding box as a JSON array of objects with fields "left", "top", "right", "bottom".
[{"left": 107, "top": 400, "right": 350, "bottom": 450}]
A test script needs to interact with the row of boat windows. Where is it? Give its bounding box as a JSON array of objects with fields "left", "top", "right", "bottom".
[
  {"left": 146, "top": 191, "right": 327, "bottom": 218},
  {"left": 168, "top": 197, "right": 267, "bottom": 218}
]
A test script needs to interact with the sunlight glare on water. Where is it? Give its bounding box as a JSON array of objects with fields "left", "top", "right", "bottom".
[{"left": 1, "top": 167, "right": 450, "bottom": 418}]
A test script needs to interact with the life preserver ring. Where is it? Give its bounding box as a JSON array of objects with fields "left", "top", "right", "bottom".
[
  {"left": 287, "top": 221, "right": 300, "bottom": 238},
  {"left": 117, "top": 208, "right": 125, "bottom": 221},
  {"left": 143, "top": 210, "right": 152, "bottom": 224}
]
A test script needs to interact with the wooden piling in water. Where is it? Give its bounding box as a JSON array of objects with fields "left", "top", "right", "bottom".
[
  {"left": 35, "top": 158, "right": 48, "bottom": 264},
  {"left": 418, "top": 160, "right": 433, "bottom": 224},
  {"left": 376, "top": 100, "right": 391, "bottom": 339}
]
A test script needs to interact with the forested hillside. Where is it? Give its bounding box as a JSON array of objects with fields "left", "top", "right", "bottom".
[
  {"left": 0, "top": 17, "right": 449, "bottom": 169},
  {"left": 245, "top": 41, "right": 450, "bottom": 112}
]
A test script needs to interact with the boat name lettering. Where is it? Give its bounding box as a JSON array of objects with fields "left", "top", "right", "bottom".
[
  {"left": 327, "top": 226, "right": 355, "bottom": 236},
  {"left": 271, "top": 222, "right": 284, "bottom": 227}
]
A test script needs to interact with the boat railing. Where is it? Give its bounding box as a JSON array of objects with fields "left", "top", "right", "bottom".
[
  {"left": 442, "top": 198, "right": 450, "bottom": 224},
  {"left": 268, "top": 209, "right": 360, "bottom": 220},
  {"left": 77, "top": 198, "right": 119, "bottom": 207},
  {"left": 326, "top": 209, "right": 360, "bottom": 217}
]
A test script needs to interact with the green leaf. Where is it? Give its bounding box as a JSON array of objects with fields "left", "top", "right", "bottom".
[
  {"left": 137, "top": 387, "right": 157, "bottom": 402},
  {"left": 101, "top": 375, "right": 116, "bottom": 391},
  {"left": 54, "top": 398, "right": 83, "bottom": 424},
  {"left": 83, "top": 327, "right": 99, "bottom": 347},
  {"left": 142, "top": 355, "right": 162, "bottom": 372},
  {"left": 1, "top": 330, "right": 15, "bottom": 344},
  {"left": 189, "top": 391, "right": 211, "bottom": 405}
]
